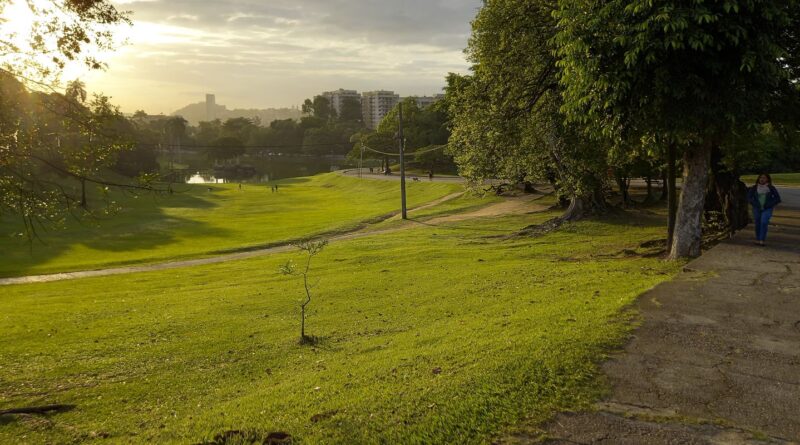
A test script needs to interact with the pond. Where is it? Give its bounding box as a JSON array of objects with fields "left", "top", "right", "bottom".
[{"left": 180, "top": 155, "right": 351, "bottom": 184}]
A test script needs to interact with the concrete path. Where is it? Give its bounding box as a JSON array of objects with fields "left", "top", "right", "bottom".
[
  {"left": 527, "top": 188, "right": 800, "bottom": 444},
  {"left": 340, "top": 169, "right": 466, "bottom": 183}
]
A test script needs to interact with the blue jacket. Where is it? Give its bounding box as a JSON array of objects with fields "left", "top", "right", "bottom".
[{"left": 747, "top": 184, "right": 781, "bottom": 210}]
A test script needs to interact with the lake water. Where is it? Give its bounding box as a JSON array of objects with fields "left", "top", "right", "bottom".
[
  {"left": 177, "top": 153, "right": 353, "bottom": 184},
  {"left": 186, "top": 173, "right": 270, "bottom": 184}
]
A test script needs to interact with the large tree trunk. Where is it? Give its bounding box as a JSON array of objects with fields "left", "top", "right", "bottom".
[
  {"left": 705, "top": 145, "right": 749, "bottom": 234},
  {"left": 562, "top": 185, "right": 606, "bottom": 221},
  {"left": 80, "top": 178, "right": 87, "bottom": 210},
  {"left": 669, "top": 143, "right": 711, "bottom": 259},
  {"left": 613, "top": 171, "right": 631, "bottom": 208},
  {"left": 666, "top": 143, "right": 678, "bottom": 249}
]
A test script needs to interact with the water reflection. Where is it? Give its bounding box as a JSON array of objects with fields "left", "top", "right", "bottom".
[
  {"left": 180, "top": 156, "right": 349, "bottom": 184},
  {"left": 187, "top": 173, "right": 225, "bottom": 184}
]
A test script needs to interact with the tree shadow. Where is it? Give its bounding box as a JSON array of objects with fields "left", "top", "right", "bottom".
[
  {"left": 0, "top": 185, "right": 233, "bottom": 277},
  {"left": 273, "top": 177, "right": 311, "bottom": 185}
]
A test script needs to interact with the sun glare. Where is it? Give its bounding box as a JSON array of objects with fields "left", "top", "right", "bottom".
[{"left": 0, "top": 0, "right": 117, "bottom": 82}]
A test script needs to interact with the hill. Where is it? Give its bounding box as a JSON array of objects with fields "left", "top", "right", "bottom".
[{"left": 172, "top": 101, "right": 302, "bottom": 125}]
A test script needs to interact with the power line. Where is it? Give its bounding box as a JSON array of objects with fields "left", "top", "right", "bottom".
[
  {"left": 362, "top": 144, "right": 447, "bottom": 157},
  {"left": 138, "top": 142, "right": 352, "bottom": 150}
]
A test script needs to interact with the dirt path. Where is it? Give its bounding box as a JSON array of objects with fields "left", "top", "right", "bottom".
[
  {"left": 426, "top": 193, "right": 549, "bottom": 224},
  {"left": 517, "top": 190, "right": 800, "bottom": 443},
  {"left": 0, "top": 192, "right": 549, "bottom": 286}
]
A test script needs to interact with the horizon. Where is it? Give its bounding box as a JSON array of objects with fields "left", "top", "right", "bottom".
[{"left": 66, "top": 0, "right": 482, "bottom": 114}]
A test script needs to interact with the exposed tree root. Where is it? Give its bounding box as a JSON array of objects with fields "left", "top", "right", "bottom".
[
  {"left": 512, "top": 216, "right": 566, "bottom": 238},
  {"left": 0, "top": 404, "right": 75, "bottom": 416}
]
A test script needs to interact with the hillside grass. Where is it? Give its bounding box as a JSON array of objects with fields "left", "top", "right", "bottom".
[
  {"left": 0, "top": 173, "right": 461, "bottom": 278},
  {"left": 0, "top": 208, "right": 681, "bottom": 444}
]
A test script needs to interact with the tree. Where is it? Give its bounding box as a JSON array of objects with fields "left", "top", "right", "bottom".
[
  {"left": 280, "top": 240, "right": 328, "bottom": 344},
  {"left": 302, "top": 96, "right": 334, "bottom": 122},
  {"left": 555, "top": 0, "right": 800, "bottom": 258},
  {"left": 221, "top": 117, "right": 258, "bottom": 143},
  {"left": 0, "top": 1, "right": 165, "bottom": 238},
  {"left": 195, "top": 119, "right": 223, "bottom": 146},
  {"left": 445, "top": 0, "right": 608, "bottom": 218},
  {"left": 207, "top": 136, "right": 245, "bottom": 162},
  {"left": 349, "top": 130, "right": 396, "bottom": 173},
  {"left": 1, "top": 0, "right": 130, "bottom": 81},
  {"left": 338, "top": 96, "right": 362, "bottom": 123},
  {"left": 373, "top": 98, "right": 454, "bottom": 175}
]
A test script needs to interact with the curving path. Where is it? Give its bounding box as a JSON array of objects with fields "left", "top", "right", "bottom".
[
  {"left": 527, "top": 187, "right": 800, "bottom": 443},
  {"left": 0, "top": 192, "right": 550, "bottom": 286}
]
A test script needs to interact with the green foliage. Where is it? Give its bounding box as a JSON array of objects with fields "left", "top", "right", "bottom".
[
  {"left": 207, "top": 136, "right": 245, "bottom": 161},
  {"left": 302, "top": 96, "right": 334, "bottom": 121},
  {"left": 555, "top": 0, "right": 800, "bottom": 145},
  {"left": 0, "top": 0, "right": 130, "bottom": 80},
  {"left": 0, "top": 71, "right": 140, "bottom": 236},
  {"left": 302, "top": 123, "right": 360, "bottom": 156},
  {"left": 446, "top": 0, "right": 608, "bottom": 210},
  {"left": 280, "top": 239, "right": 329, "bottom": 342},
  {"left": 338, "top": 96, "right": 362, "bottom": 123}
]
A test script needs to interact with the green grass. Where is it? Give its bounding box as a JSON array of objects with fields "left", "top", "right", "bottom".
[
  {"left": 0, "top": 173, "right": 461, "bottom": 278},
  {"left": 741, "top": 173, "right": 800, "bottom": 186},
  {"left": 0, "top": 208, "right": 681, "bottom": 444}
]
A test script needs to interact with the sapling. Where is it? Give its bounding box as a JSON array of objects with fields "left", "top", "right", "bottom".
[{"left": 280, "top": 239, "right": 328, "bottom": 344}]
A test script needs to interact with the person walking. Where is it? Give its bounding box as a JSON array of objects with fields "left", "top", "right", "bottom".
[{"left": 747, "top": 173, "right": 782, "bottom": 246}]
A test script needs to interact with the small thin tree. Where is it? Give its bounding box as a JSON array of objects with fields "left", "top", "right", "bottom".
[{"left": 280, "top": 240, "right": 328, "bottom": 344}]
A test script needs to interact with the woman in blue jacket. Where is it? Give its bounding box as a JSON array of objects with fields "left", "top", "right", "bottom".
[{"left": 746, "top": 173, "right": 782, "bottom": 246}]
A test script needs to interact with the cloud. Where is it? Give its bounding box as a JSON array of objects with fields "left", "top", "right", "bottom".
[{"left": 79, "top": 0, "right": 481, "bottom": 113}]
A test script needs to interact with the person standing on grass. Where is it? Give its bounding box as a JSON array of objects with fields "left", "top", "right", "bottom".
[{"left": 747, "top": 173, "right": 782, "bottom": 246}]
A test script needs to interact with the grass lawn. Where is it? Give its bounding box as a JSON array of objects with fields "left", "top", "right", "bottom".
[
  {"left": 0, "top": 173, "right": 461, "bottom": 278},
  {"left": 0, "top": 208, "right": 681, "bottom": 444},
  {"left": 741, "top": 173, "right": 800, "bottom": 187}
]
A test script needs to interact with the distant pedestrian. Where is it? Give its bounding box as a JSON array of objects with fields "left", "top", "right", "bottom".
[
  {"left": 271, "top": 185, "right": 275, "bottom": 193},
  {"left": 747, "top": 173, "right": 782, "bottom": 246},
  {"left": 275, "top": 184, "right": 279, "bottom": 192},
  {"left": 238, "top": 183, "right": 242, "bottom": 190},
  {"left": 429, "top": 171, "right": 433, "bottom": 181}
]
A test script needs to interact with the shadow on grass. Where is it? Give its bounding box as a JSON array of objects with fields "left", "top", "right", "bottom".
[
  {"left": 0, "top": 186, "right": 230, "bottom": 277},
  {"left": 0, "top": 404, "right": 76, "bottom": 426}
]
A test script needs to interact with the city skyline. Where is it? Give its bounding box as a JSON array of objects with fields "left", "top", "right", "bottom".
[{"left": 69, "top": 0, "right": 482, "bottom": 114}]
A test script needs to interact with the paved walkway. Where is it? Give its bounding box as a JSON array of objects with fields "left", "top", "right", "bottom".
[
  {"left": 531, "top": 188, "right": 800, "bottom": 444},
  {"left": 340, "top": 169, "right": 466, "bottom": 183}
]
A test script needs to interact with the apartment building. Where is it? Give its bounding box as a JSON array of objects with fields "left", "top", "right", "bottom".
[
  {"left": 410, "top": 94, "right": 445, "bottom": 109},
  {"left": 361, "top": 90, "right": 400, "bottom": 129},
  {"left": 321, "top": 89, "right": 361, "bottom": 117}
]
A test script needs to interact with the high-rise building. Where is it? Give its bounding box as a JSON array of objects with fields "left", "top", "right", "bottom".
[
  {"left": 205, "top": 94, "right": 216, "bottom": 121},
  {"left": 410, "top": 94, "right": 445, "bottom": 109},
  {"left": 321, "top": 89, "right": 361, "bottom": 117},
  {"left": 361, "top": 90, "right": 400, "bottom": 129}
]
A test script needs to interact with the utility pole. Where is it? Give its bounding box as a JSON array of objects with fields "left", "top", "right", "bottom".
[
  {"left": 359, "top": 145, "right": 364, "bottom": 179},
  {"left": 398, "top": 103, "right": 408, "bottom": 219}
]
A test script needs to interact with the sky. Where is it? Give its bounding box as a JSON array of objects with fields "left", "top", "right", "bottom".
[{"left": 73, "top": 0, "right": 483, "bottom": 114}]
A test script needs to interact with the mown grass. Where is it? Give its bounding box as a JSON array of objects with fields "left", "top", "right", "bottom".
[
  {"left": 0, "top": 173, "right": 461, "bottom": 278},
  {"left": 0, "top": 207, "right": 681, "bottom": 444},
  {"left": 741, "top": 173, "right": 800, "bottom": 187}
]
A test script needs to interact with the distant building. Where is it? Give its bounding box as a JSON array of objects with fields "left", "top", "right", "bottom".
[
  {"left": 361, "top": 90, "right": 400, "bottom": 129},
  {"left": 410, "top": 94, "right": 445, "bottom": 109},
  {"left": 205, "top": 94, "right": 216, "bottom": 121},
  {"left": 321, "top": 89, "right": 361, "bottom": 117}
]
